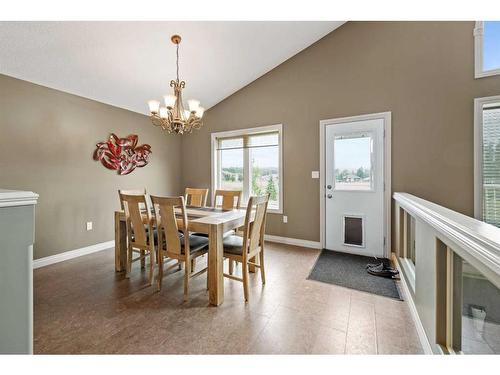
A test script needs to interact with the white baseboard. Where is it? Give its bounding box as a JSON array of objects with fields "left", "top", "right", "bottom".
[
  {"left": 264, "top": 234, "right": 321, "bottom": 249},
  {"left": 33, "top": 240, "right": 115, "bottom": 269},
  {"left": 394, "top": 255, "right": 433, "bottom": 354}
]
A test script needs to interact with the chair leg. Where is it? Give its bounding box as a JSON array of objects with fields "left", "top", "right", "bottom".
[
  {"left": 242, "top": 260, "right": 249, "bottom": 302},
  {"left": 148, "top": 249, "right": 154, "bottom": 286},
  {"left": 191, "top": 258, "right": 196, "bottom": 273},
  {"left": 259, "top": 251, "right": 266, "bottom": 285},
  {"left": 126, "top": 244, "right": 133, "bottom": 278},
  {"left": 178, "top": 261, "right": 182, "bottom": 271},
  {"left": 157, "top": 254, "right": 164, "bottom": 291},
  {"left": 183, "top": 259, "right": 190, "bottom": 302},
  {"left": 206, "top": 261, "right": 210, "bottom": 291},
  {"left": 229, "top": 259, "right": 234, "bottom": 275},
  {"left": 140, "top": 250, "right": 145, "bottom": 269}
]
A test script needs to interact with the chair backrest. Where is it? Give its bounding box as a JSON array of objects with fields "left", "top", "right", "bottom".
[
  {"left": 241, "top": 194, "right": 270, "bottom": 258},
  {"left": 184, "top": 188, "right": 208, "bottom": 207},
  {"left": 120, "top": 193, "right": 152, "bottom": 248},
  {"left": 151, "top": 195, "right": 188, "bottom": 257},
  {"left": 118, "top": 188, "right": 146, "bottom": 210},
  {"left": 214, "top": 190, "right": 242, "bottom": 210}
]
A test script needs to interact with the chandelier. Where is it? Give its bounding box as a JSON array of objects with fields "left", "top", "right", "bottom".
[{"left": 147, "top": 35, "right": 204, "bottom": 134}]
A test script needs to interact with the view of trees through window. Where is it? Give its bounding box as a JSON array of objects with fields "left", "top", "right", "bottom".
[{"left": 218, "top": 130, "right": 280, "bottom": 210}]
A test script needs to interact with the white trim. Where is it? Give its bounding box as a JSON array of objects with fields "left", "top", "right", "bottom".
[
  {"left": 474, "top": 21, "right": 500, "bottom": 79},
  {"left": 264, "top": 234, "right": 321, "bottom": 249},
  {"left": 319, "top": 111, "right": 392, "bottom": 258},
  {"left": 33, "top": 240, "right": 115, "bottom": 269},
  {"left": 0, "top": 189, "right": 39, "bottom": 208},
  {"left": 474, "top": 94, "right": 500, "bottom": 220},
  {"left": 210, "top": 124, "right": 283, "bottom": 214},
  {"left": 394, "top": 192, "right": 500, "bottom": 290},
  {"left": 394, "top": 256, "right": 433, "bottom": 355}
]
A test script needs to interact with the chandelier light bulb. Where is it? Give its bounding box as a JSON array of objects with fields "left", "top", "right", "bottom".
[
  {"left": 188, "top": 99, "right": 200, "bottom": 112},
  {"left": 196, "top": 106, "right": 205, "bottom": 118},
  {"left": 159, "top": 107, "right": 168, "bottom": 119},
  {"left": 164, "top": 95, "right": 176, "bottom": 108},
  {"left": 148, "top": 100, "right": 160, "bottom": 114}
]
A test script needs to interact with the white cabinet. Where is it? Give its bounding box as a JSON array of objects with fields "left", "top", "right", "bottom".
[{"left": 0, "top": 189, "right": 38, "bottom": 354}]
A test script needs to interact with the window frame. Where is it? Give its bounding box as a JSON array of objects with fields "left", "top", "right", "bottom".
[
  {"left": 474, "top": 95, "right": 500, "bottom": 221},
  {"left": 474, "top": 21, "right": 500, "bottom": 79},
  {"left": 211, "top": 124, "right": 283, "bottom": 214}
]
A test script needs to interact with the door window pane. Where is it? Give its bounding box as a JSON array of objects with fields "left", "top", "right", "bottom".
[
  {"left": 220, "top": 148, "right": 243, "bottom": 191},
  {"left": 461, "top": 258, "right": 500, "bottom": 354},
  {"left": 334, "top": 134, "right": 373, "bottom": 191}
]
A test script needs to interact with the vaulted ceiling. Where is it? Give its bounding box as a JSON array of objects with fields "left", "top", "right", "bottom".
[{"left": 0, "top": 21, "right": 344, "bottom": 114}]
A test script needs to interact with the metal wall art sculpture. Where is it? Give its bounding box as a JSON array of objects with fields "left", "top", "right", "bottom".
[{"left": 93, "top": 133, "right": 152, "bottom": 175}]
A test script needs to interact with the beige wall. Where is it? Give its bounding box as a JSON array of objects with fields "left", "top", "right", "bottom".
[
  {"left": 181, "top": 21, "right": 500, "bottom": 243},
  {"left": 0, "top": 74, "right": 183, "bottom": 259}
]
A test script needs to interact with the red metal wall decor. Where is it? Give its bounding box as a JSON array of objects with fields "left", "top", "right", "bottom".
[{"left": 93, "top": 133, "right": 152, "bottom": 175}]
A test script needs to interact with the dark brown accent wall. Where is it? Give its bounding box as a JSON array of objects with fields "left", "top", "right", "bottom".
[
  {"left": 0, "top": 74, "right": 182, "bottom": 259},
  {"left": 180, "top": 22, "right": 500, "bottom": 244}
]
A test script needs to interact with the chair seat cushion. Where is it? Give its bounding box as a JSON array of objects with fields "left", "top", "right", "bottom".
[
  {"left": 183, "top": 234, "right": 209, "bottom": 255},
  {"left": 222, "top": 235, "right": 244, "bottom": 256},
  {"left": 162, "top": 234, "right": 208, "bottom": 257}
]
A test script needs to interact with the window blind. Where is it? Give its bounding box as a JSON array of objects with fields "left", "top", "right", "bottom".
[
  {"left": 482, "top": 105, "right": 500, "bottom": 227},
  {"left": 217, "top": 131, "right": 279, "bottom": 150}
]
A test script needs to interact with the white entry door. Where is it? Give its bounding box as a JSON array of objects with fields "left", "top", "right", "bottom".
[{"left": 324, "top": 117, "right": 386, "bottom": 257}]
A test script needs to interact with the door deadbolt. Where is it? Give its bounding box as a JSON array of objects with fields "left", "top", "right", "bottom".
[
  {"left": 327, "top": 185, "right": 332, "bottom": 189},
  {"left": 327, "top": 194, "right": 333, "bottom": 199}
]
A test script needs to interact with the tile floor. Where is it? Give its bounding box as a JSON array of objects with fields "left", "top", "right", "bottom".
[{"left": 34, "top": 242, "right": 423, "bottom": 354}]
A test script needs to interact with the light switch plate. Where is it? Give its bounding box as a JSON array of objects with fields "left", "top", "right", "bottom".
[
  {"left": 86, "top": 221, "right": 93, "bottom": 231},
  {"left": 283, "top": 216, "right": 288, "bottom": 223},
  {"left": 311, "top": 171, "right": 320, "bottom": 179}
]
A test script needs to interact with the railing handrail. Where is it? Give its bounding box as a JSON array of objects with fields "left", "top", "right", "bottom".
[{"left": 393, "top": 192, "right": 500, "bottom": 288}]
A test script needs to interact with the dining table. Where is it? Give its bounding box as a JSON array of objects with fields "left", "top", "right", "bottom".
[{"left": 114, "top": 206, "right": 257, "bottom": 306}]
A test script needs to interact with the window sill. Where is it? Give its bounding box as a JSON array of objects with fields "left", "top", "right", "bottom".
[{"left": 475, "top": 68, "right": 500, "bottom": 79}]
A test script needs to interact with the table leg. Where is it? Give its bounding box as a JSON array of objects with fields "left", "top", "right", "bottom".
[
  {"left": 208, "top": 224, "right": 224, "bottom": 306},
  {"left": 114, "top": 212, "right": 127, "bottom": 272}
]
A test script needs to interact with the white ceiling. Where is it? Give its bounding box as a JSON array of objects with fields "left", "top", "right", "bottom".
[{"left": 0, "top": 21, "right": 344, "bottom": 114}]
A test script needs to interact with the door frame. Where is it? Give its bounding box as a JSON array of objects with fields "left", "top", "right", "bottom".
[{"left": 319, "top": 111, "right": 392, "bottom": 258}]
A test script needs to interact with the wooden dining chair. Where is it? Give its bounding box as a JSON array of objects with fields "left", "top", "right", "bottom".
[
  {"left": 119, "top": 188, "right": 149, "bottom": 266},
  {"left": 151, "top": 195, "right": 209, "bottom": 301},
  {"left": 214, "top": 189, "right": 242, "bottom": 210},
  {"left": 118, "top": 188, "right": 146, "bottom": 209},
  {"left": 120, "top": 193, "right": 155, "bottom": 285},
  {"left": 184, "top": 188, "right": 209, "bottom": 207},
  {"left": 222, "top": 194, "right": 269, "bottom": 302}
]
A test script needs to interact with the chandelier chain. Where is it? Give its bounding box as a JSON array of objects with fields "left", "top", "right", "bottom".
[{"left": 176, "top": 43, "right": 180, "bottom": 82}]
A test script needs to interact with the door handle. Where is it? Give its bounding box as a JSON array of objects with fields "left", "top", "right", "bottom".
[
  {"left": 327, "top": 185, "right": 332, "bottom": 189},
  {"left": 327, "top": 194, "right": 332, "bottom": 199}
]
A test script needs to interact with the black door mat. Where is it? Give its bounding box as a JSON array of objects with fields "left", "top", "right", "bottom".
[{"left": 307, "top": 249, "right": 402, "bottom": 301}]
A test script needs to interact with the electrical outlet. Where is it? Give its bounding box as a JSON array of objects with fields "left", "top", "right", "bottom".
[
  {"left": 86, "top": 221, "right": 93, "bottom": 231},
  {"left": 283, "top": 215, "right": 288, "bottom": 223},
  {"left": 311, "top": 171, "right": 320, "bottom": 179}
]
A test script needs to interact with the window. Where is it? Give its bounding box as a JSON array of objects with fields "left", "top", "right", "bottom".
[
  {"left": 333, "top": 132, "right": 373, "bottom": 191},
  {"left": 211, "top": 124, "right": 282, "bottom": 213},
  {"left": 474, "top": 96, "right": 500, "bottom": 227},
  {"left": 474, "top": 21, "right": 500, "bottom": 78}
]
